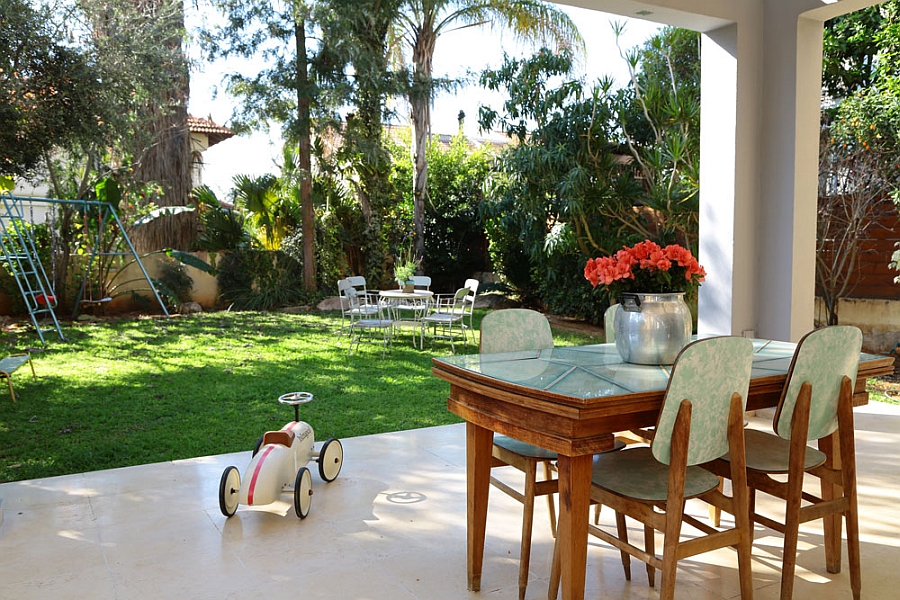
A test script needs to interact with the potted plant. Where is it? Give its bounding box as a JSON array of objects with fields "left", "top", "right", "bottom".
[
  {"left": 584, "top": 240, "right": 706, "bottom": 365},
  {"left": 394, "top": 248, "right": 421, "bottom": 293}
]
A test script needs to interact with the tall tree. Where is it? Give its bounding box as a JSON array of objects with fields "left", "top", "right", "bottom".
[
  {"left": 200, "top": 0, "right": 318, "bottom": 290},
  {"left": 0, "top": 0, "right": 103, "bottom": 177},
  {"left": 3, "top": 0, "right": 193, "bottom": 306},
  {"left": 391, "top": 0, "right": 584, "bottom": 261},
  {"left": 315, "top": 0, "right": 405, "bottom": 283},
  {"left": 76, "top": 0, "right": 194, "bottom": 252}
]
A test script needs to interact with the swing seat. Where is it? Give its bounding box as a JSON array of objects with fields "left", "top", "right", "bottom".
[
  {"left": 36, "top": 293, "right": 56, "bottom": 306},
  {"left": 0, "top": 353, "right": 36, "bottom": 402}
]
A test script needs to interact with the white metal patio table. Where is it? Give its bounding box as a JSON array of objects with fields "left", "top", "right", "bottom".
[{"left": 380, "top": 289, "right": 434, "bottom": 348}]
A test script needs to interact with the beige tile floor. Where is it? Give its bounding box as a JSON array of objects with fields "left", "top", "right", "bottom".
[{"left": 2, "top": 402, "right": 900, "bottom": 600}]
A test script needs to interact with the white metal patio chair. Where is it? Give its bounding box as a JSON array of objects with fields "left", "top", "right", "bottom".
[
  {"left": 422, "top": 286, "right": 469, "bottom": 352},
  {"left": 337, "top": 278, "right": 379, "bottom": 338},
  {"left": 345, "top": 288, "right": 393, "bottom": 358}
]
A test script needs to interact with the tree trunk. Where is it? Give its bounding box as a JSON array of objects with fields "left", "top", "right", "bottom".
[
  {"left": 131, "top": 99, "right": 193, "bottom": 252},
  {"left": 410, "top": 32, "right": 435, "bottom": 263},
  {"left": 295, "top": 19, "right": 316, "bottom": 292},
  {"left": 130, "top": 3, "right": 193, "bottom": 254}
]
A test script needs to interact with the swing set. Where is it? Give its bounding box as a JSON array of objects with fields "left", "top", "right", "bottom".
[{"left": 0, "top": 193, "right": 170, "bottom": 345}]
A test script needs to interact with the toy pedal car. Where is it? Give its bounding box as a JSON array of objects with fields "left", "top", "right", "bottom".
[{"left": 218, "top": 392, "right": 343, "bottom": 519}]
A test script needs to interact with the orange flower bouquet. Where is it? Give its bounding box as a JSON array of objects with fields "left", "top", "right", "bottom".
[{"left": 584, "top": 240, "right": 706, "bottom": 300}]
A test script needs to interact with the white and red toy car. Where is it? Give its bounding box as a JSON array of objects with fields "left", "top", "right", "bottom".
[{"left": 218, "top": 392, "right": 343, "bottom": 519}]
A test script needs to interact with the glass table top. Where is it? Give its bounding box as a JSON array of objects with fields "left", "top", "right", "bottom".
[{"left": 434, "top": 338, "right": 884, "bottom": 401}]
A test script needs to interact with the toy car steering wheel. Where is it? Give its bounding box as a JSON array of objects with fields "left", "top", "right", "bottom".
[{"left": 278, "top": 391, "right": 314, "bottom": 421}]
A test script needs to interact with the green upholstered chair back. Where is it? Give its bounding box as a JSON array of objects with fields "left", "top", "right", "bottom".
[
  {"left": 480, "top": 309, "right": 553, "bottom": 354},
  {"left": 773, "top": 326, "right": 862, "bottom": 441},
  {"left": 651, "top": 336, "right": 754, "bottom": 466},
  {"left": 604, "top": 304, "right": 618, "bottom": 343}
]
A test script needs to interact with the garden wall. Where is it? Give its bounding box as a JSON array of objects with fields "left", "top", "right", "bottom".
[
  {"left": 816, "top": 296, "right": 900, "bottom": 354},
  {"left": 104, "top": 251, "right": 218, "bottom": 313}
]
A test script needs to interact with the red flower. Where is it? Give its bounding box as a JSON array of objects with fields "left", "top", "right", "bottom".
[{"left": 584, "top": 240, "right": 705, "bottom": 298}]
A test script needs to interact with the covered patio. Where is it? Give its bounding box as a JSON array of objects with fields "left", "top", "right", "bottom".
[
  {"left": 2, "top": 0, "right": 897, "bottom": 598},
  {"left": 1, "top": 401, "right": 898, "bottom": 599}
]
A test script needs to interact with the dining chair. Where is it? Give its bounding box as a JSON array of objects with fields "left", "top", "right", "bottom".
[
  {"left": 604, "top": 303, "right": 618, "bottom": 343},
  {"left": 345, "top": 287, "right": 393, "bottom": 358},
  {"left": 480, "top": 308, "right": 557, "bottom": 600},
  {"left": 550, "top": 336, "right": 756, "bottom": 600},
  {"left": 706, "top": 325, "right": 864, "bottom": 600},
  {"left": 460, "top": 278, "right": 479, "bottom": 342},
  {"left": 603, "top": 303, "right": 654, "bottom": 448},
  {"left": 346, "top": 275, "right": 378, "bottom": 306}
]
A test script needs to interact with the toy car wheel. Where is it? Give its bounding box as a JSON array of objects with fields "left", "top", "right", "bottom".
[
  {"left": 293, "top": 467, "right": 313, "bottom": 519},
  {"left": 251, "top": 436, "right": 263, "bottom": 457},
  {"left": 219, "top": 466, "right": 241, "bottom": 517},
  {"left": 318, "top": 438, "right": 343, "bottom": 482}
]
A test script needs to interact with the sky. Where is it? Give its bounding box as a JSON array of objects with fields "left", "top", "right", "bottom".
[{"left": 186, "top": 5, "right": 662, "bottom": 198}]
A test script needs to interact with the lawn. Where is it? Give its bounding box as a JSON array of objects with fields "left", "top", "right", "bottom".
[{"left": 0, "top": 309, "right": 603, "bottom": 483}]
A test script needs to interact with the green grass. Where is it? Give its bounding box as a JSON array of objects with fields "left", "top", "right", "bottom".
[{"left": 0, "top": 309, "right": 603, "bottom": 483}]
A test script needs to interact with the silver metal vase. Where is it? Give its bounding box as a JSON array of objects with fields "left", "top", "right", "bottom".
[{"left": 614, "top": 292, "right": 692, "bottom": 365}]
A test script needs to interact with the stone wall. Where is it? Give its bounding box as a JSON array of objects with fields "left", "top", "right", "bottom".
[{"left": 816, "top": 296, "right": 900, "bottom": 354}]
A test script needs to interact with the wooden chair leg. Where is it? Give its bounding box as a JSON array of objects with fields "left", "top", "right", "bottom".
[
  {"left": 614, "top": 510, "right": 632, "bottom": 581},
  {"left": 519, "top": 461, "right": 538, "bottom": 600},
  {"left": 548, "top": 534, "right": 560, "bottom": 600},
  {"left": 780, "top": 483, "right": 803, "bottom": 600},
  {"left": 837, "top": 378, "right": 861, "bottom": 600},
  {"left": 727, "top": 392, "right": 754, "bottom": 600},
  {"left": 543, "top": 460, "right": 557, "bottom": 538},
  {"left": 659, "top": 400, "right": 690, "bottom": 600},
  {"left": 643, "top": 523, "right": 655, "bottom": 587},
  {"left": 709, "top": 477, "right": 723, "bottom": 527},
  {"left": 4, "top": 376, "right": 14, "bottom": 402},
  {"left": 659, "top": 506, "right": 683, "bottom": 600},
  {"left": 781, "top": 383, "right": 813, "bottom": 600}
]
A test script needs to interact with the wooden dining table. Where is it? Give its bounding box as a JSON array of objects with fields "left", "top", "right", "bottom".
[{"left": 431, "top": 338, "right": 894, "bottom": 600}]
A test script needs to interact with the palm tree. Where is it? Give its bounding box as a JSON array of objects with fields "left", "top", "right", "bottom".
[{"left": 392, "top": 0, "right": 584, "bottom": 260}]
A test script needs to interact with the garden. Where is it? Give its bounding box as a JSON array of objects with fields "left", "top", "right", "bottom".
[
  {"left": 3, "top": 1, "right": 900, "bottom": 484},
  {"left": 0, "top": 309, "right": 605, "bottom": 484}
]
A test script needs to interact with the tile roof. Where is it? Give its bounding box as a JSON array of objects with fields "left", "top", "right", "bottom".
[{"left": 187, "top": 115, "right": 234, "bottom": 148}]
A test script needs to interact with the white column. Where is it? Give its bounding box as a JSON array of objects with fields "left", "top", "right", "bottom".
[
  {"left": 698, "top": 24, "right": 742, "bottom": 336},
  {"left": 754, "top": 7, "right": 824, "bottom": 341}
]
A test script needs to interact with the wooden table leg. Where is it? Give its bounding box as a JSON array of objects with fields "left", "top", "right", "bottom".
[
  {"left": 818, "top": 431, "right": 843, "bottom": 573},
  {"left": 466, "top": 422, "right": 493, "bottom": 591},
  {"left": 556, "top": 453, "right": 593, "bottom": 600}
]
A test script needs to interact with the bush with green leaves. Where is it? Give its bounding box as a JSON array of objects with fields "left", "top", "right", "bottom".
[
  {"left": 387, "top": 129, "right": 492, "bottom": 293},
  {"left": 216, "top": 248, "right": 304, "bottom": 311},
  {"left": 155, "top": 257, "right": 194, "bottom": 307},
  {"left": 477, "top": 28, "right": 700, "bottom": 322}
]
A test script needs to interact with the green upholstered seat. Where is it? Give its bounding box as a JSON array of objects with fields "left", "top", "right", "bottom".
[
  {"left": 592, "top": 447, "right": 720, "bottom": 502},
  {"left": 740, "top": 428, "right": 827, "bottom": 473},
  {"left": 492, "top": 435, "right": 557, "bottom": 460}
]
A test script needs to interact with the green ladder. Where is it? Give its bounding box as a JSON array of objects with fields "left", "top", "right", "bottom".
[{"left": 0, "top": 194, "right": 65, "bottom": 344}]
